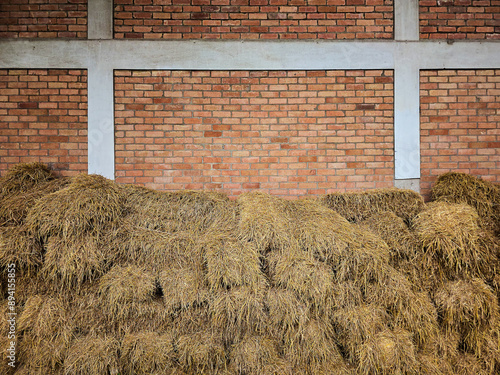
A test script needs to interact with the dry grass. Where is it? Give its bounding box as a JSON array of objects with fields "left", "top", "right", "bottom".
[
  {"left": 432, "top": 172, "right": 500, "bottom": 235},
  {"left": 332, "top": 303, "right": 389, "bottom": 361},
  {"left": 120, "top": 331, "right": 175, "bottom": 374},
  {"left": 0, "top": 177, "right": 70, "bottom": 226},
  {"left": 63, "top": 334, "right": 120, "bottom": 375},
  {"left": 265, "top": 288, "right": 309, "bottom": 339},
  {"left": 26, "top": 174, "right": 124, "bottom": 238},
  {"left": 202, "top": 233, "right": 265, "bottom": 292},
  {"left": 318, "top": 187, "right": 425, "bottom": 224},
  {"left": 284, "top": 318, "right": 343, "bottom": 374},
  {"left": 210, "top": 285, "right": 268, "bottom": 343},
  {"left": 229, "top": 335, "right": 285, "bottom": 375},
  {"left": 359, "top": 211, "right": 419, "bottom": 267},
  {"left": 17, "top": 295, "right": 74, "bottom": 371},
  {"left": 42, "top": 233, "right": 110, "bottom": 288},
  {"left": 434, "top": 278, "right": 499, "bottom": 335},
  {"left": 267, "top": 248, "right": 333, "bottom": 308},
  {"left": 357, "top": 328, "right": 418, "bottom": 375},
  {"left": 0, "top": 162, "right": 53, "bottom": 197},
  {"left": 413, "top": 202, "right": 497, "bottom": 280},
  {"left": 176, "top": 330, "right": 226, "bottom": 374},
  {"left": 0, "top": 226, "right": 43, "bottom": 273}
]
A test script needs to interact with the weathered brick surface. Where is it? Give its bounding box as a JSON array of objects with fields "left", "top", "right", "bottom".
[
  {"left": 0, "top": 0, "right": 87, "bottom": 39},
  {"left": 0, "top": 69, "right": 88, "bottom": 176},
  {"left": 114, "top": 0, "right": 393, "bottom": 40},
  {"left": 420, "top": 0, "right": 500, "bottom": 40},
  {"left": 420, "top": 69, "right": 500, "bottom": 199},
  {"left": 114, "top": 70, "right": 394, "bottom": 197}
]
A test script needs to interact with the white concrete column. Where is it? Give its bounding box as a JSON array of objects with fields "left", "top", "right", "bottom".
[
  {"left": 87, "top": 0, "right": 115, "bottom": 179},
  {"left": 393, "top": 0, "right": 421, "bottom": 187},
  {"left": 88, "top": 0, "right": 113, "bottom": 40}
]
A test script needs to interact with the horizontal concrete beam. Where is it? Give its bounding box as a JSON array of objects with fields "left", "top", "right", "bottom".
[{"left": 1, "top": 39, "right": 498, "bottom": 71}]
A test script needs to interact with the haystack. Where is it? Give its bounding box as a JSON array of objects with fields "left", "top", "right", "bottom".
[
  {"left": 432, "top": 172, "right": 500, "bottom": 234},
  {"left": 413, "top": 202, "right": 497, "bottom": 280},
  {"left": 63, "top": 335, "right": 120, "bottom": 375},
  {"left": 318, "top": 187, "right": 425, "bottom": 224}
]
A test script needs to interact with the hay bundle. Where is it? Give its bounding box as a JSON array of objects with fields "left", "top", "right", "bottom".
[
  {"left": 265, "top": 288, "right": 309, "bottom": 339},
  {"left": 0, "top": 226, "right": 43, "bottom": 272},
  {"left": 434, "top": 278, "right": 499, "bottom": 342},
  {"left": 332, "top": 230, "right": 391, "bottom": 292},
  {"left": 319, "top": 187, "right": 425, "bottom": 224},
  {"left": 120, "top": 331, "right": 176, "bottom": 374},
  {"left": 98, "top": 265, "right": 166, "bottom": 329},
  {"left": 0, "top": 177, "right": 70, "bottom": 226},
  {"left": 229, "top": 335, "right": 286, "bottom": 375},
  {"left": 63, "top": 335, "right": 120, "bottom": 375},
  {"left": 432, "top": 172, "right": 500, "bottom": 234},
  {"left": 417, "top": 354, "right": 454, "bottom": 375},
  {"left": 284, "top": 318, "right": 343, "bottom": 374},
  {"left": 121, "top": 184, "right": 237, "bottom": 234},
  {"left": 176, "top": 330, "right": 226, "bottom": 374},
  {"left": 26, "top": 174, "right": 124, "bottom": 238},
  {"left": 0, "top": 162, "right": 53, "bottom": 197},
  {"left": 202, "top": 233, "right": 265, "bottom": 291},
  {"left": 413, "top": 202, "right": 497, "bottom": 280},
  {"left": 42, "top": 233, "right": 110, "bottom": 288},
  {"left": 357, "top": 328, "right": 418, "bottom": 375},
  {"left": 285, "top": 198, "right": 352, "bottom": 263},
  {"left": 106, "top": 222, "right": 200, "bottom": 272},
  {"left": 237, "top": 191, "right": 293, "bottom": 252},
  {"left": 366, "top": 271, "right": 439, "bottom": 349},
  {"left": 210, "top": 285, "right": 267, "bottom": 342},
  {"left": 267, "top": 249, "right": 333, "bottom": 308},
  {"left": 159, "top": 256, "right": 209, "bottom": 314},
  {"left": 332, "top": 304, "right": 388, "bottom": 361},
  {"left": 17, "top": 295, "right": 74, "bottom": 372},
  {"left": 359, "top": 211, "right": 419, "bottom": 267},
  {"left": 452, "top": 353, "right": 490, "bottom": 375}
]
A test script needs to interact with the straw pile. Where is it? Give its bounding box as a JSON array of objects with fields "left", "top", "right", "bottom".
[
  {"left": 432, "top": 172, "right": 500, "bottom": 235},
  {"left": 0, "top": 163, "right": 499, "bottom": 375}
]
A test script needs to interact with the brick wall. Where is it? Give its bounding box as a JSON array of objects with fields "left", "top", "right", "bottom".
[
  {"left": 114, "top": 70, "right": 394, "bottom": 196},
  {"left": 0, "top": 0, "right": 87, "bottom": 39},
  {"left": 0, "top": 69, "right": 88, "bottom": 177},
  {"left": 420, "top": 69, "right": 500, "bottom": 199},
  {"left": 420, "top": 0, "right": 500, "bottom": 40},
  {"left": 114, "top": 0, "right": 394, "bottom": 40}
]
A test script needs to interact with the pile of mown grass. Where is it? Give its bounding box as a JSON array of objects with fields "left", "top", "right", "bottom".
[{"left": 0, "top": 164, "right": 499, "bottom": 375}]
